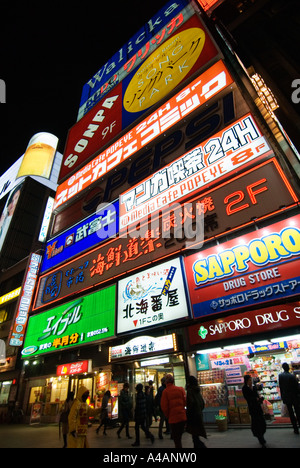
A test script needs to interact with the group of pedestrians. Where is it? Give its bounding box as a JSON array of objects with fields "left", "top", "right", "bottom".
[
  {"left": 60, "top": 362, "right": 300, "bottom": 449},
  {"left": 123, "top": 374, "right": 207, "bottom": 449},
  {"left": 59, "top": 373, "right": 207, "bottom": 449}
]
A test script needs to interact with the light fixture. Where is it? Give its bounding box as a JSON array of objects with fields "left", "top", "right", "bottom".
[
  {"left": 253, "top": 340, "right": 271, "bottom": 346},
  {"left": 196, "top": 347, "right": 223, "bottom": 354},
  {"left": 270, "top": 334, "right": 300, "bottom": 343},
  {"left": 224, "top": 343, "right": 252, "bottom": 350}
]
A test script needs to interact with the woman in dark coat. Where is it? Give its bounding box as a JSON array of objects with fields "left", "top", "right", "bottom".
[
  {"left": 186, "top": 376, "right": 207, "bottom": 448},
  {"left": 242, "top": 375, "right": 267, "bottom": 448},
  {"left": 132, "top": 383, "right": 154, "bottom": 447}
]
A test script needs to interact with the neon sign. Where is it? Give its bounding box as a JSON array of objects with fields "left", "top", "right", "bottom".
[
  {"left": 185, "top": 213, "right": 300, "bottom": 318},
  {"left": 119, "top": 113, "right": 272, "bottom": 229},
  {"left": 54, "top": 60, "right": 232, "bottom": 210},
  {"left": 22, "top": 286, "right": 115, "bottom": 357}
]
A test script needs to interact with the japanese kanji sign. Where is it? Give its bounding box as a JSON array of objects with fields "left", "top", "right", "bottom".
[
  {"left": 40, "top": 200, "right": 119, "bottom": 274},
  {"left": 119, "top": 113, "right": 272, "bottom": 229},
  {"left": 110, "top": 334, "right": 176, "bottom": 360},
  {"left": 184, "top": 213, "right": 300, "bottom": 318},
  {"left": 54, "top": 58, "right": 229, "bottom": 210},
  {"left": 34, "top": 159, "right": 298, "bottom": 311},
  {"left": 22, "top": 285, "right": 116, "bottom": 357},
  {"left": 9, "top": 253, "right": 42, "bottom": 347},
  {"left": 117, "top": 257, "right": 189, "bottom": 333}
]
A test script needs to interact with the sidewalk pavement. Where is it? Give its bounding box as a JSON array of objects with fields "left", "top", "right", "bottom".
[{"left": 0, "top": 421, "right": 299, "bottom": 449}]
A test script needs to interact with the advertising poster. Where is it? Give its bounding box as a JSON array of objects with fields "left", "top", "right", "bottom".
[
  {"left": 17, "top": 133, "right": 58, "bottom": 180},
  {"left": 22, "top": 285, "right": 116, "bottom": 358},
  {"left": 184, "top": 213, "right": 300, "bottom": 318},
  {"left": 0, "top": 181, "right": 24, "bottom": 253},
  {"left": 55, "top": 58, "right": 231, "bottom": 208},
  {"left": 60, "top": 9, "right": 220, "bottom": 182},
  {"left": 78, "top": 0, "right": 193, "bottom": 119},
  {"left": 117, "top": 257, "right": 189, "bottom": 333}
]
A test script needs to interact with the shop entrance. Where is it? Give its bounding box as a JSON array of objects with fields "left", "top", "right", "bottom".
[{"left": 133, "top": 353, "right": 186, "bottom": 395}]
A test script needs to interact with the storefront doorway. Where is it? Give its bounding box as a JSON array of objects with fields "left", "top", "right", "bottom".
[{"left": 132, "top": 353, "right": 186, "bottom": 395}]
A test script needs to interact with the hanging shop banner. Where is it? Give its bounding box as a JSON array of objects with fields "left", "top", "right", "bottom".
[
  {"left": 189, "top": 302, "right": 300, "bottom": 346},
  {"left": 9, "top": 253, "right": 42, "bottom": 347},
  {"left": 117, "top": 257, "right": 189, "bottom": 333},
  {"left": 119, "top": 113, "right": 272, "bottom": 230},
  {"left": 40, "top": 200, "right": 119, "bottom": 274},
  {"left": 78, "top": 0, "right": 195, "bottom": 120},
  {"left": 110, "top": 334, "right": 176, "bottom": 360},
  {"left": 184, "top": 213, "right": 300, "bottom": 318},
  {"left": 55, "top": 59, "right": 231, "bottom": 207},
  {"left": 56, "top": 360, "right": 92, "bottom": 377},
  {"left": 22, "top": 285, "right": 116, "bottom": 358}
]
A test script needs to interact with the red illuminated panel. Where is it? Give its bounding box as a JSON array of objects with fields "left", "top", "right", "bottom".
[
  {"left": 54, "top": 60, "right": 233, "bottom": 210},
  {"left": 188, "top": 302, "right": 300, "bottom": 346},
  {"left": 56, "top": 360, "right": 90, "bottom": 376},
  {"left": 196, "top": 0, "right": 225, "bottom": 12},
  {"left": 59, "top": 84, "right": 123, "bottom": 182}
]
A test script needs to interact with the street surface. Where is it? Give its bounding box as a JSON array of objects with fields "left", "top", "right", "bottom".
[{"left": 0, "top": 421, "right": 299, "bottom": 450}]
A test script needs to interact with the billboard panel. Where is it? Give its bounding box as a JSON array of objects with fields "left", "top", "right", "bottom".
[
  {"left": 34, "top": 159, "right": 298, "bottom": 311},
  {"left": 78, "top": 0, "right": 192, "bottom": 120},
  {"left": 56, "top": 60, "right": 233, "bottom": 207},
  {"left": 40, "top": 201, "right": 119, "bottom": 273},
  {"left": 117, "top": 257, "right": 189, "bottom": 333},
  {"left": 52, "top": 85, "right": 249, "bottom": 235},
  {"left": 119, "top": 113, "right": 272, "bottom": 230},
  {"left": 184, "top": 213, "right": 300, "bottom": 319},
  {"left": 60, "top": 13, "right": 220, "bottom": 182},
  {"left": 188, "top": 302, "right": 300, "bottom": 347},
  {"left": 22, "top": 285, "right": 116, "bottom": 358},
  {"left": 0, "top": 181, "right": 24, "bottom": 254},
  {"left": 9, "top": 254, "right": 42, "bottom": 347},
  {"left": 17, "top": 133, "right": 58, "bottom": 180}
]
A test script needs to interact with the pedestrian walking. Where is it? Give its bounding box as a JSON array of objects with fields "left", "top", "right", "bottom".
[
  {"left": 117, "top": 383, "right": 133, "bottom": 439},
  {"left": 145, "top": 385, "right": 154, "bottom": 429},
  {"left": 68, "top": 386, "right": 101, "bottom": 448},
  {"left": 148, "top": 380, "right": 157, "bottom": 422},
  {"left": 155, "top": 377, "right": 170, "bottom": 439},
  {"left": 186, "top": 376, "right": 207, "bottom": 448},
  {"left": 59, "top": 391, "right": 74, "bottom": 448},
  {"left": 242, "top": 375, "right": 267, "bottom": 448},
  {"left": 96, "top": 390, "right": 111, "bottom": 435},
  {"left": 160, "top": 374, "right": 187, "bottom": 448},
  {"left": 279, "top": 362, "right": 300, "bottom": 434},
  {"left": 132, "top": 383, "right": 154, "bottom": 447}
]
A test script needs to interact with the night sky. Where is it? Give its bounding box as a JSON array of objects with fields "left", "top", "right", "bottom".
[{"left": 0, "top": 0, "right": 169, "bottom": 175}]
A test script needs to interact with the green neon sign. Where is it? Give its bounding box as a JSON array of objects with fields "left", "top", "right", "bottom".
[{"left": 22, "top": 285, "right": 115, "bottom": 357}]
